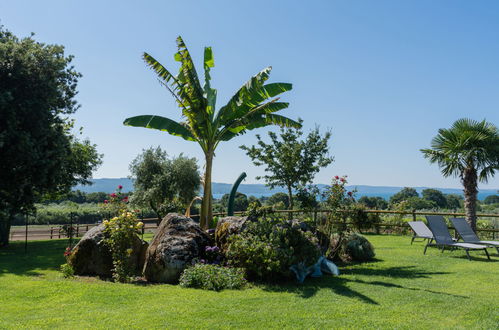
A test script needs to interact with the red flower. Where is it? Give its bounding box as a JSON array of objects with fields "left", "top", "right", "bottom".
[
  {"left": 334, "top": 176, "right": 339, "bottom": 180},
  {"left": 347, "top": 191, "right": 353, "bottom": 196},
  {"left": 122, "top": 196, "right": 129, "bottom": 203},
  {"left": 340, "top": 178, "right": 346, "bottom": 182},
  {"left": 118, "top": 185, "right": 123, "bottom": 190},
  {"left": 110, "top": 193, "right": 117, "bottom": 198},
  {"left": 104, "top": 200, "right": 108, "bottom": 204},
  {"left": 64, "top": 247, "right": 71, "bottom": 257}
]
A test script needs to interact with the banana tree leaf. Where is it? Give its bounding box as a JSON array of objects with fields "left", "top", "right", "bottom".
[{"left": 123, "top": 115, "right": 196, "bottom": 141}]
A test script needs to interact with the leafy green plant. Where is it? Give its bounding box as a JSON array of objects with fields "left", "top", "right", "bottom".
[
  {"left": 123, "top": 36, "right": 300, "bottom": 229},
  {"left": 226, "top": 218, "right": 321, "bottom": 282},
  {"left": 60, "top": 263, "right": 75, "bottom": 278},
  {"left": 328, "top": 233, "right": 375, "bottom": 262},
  {"left": 101, "top": 186, "right": 144, "bottom": 283},
  {"left": 179, "top": 264, "right": 246, "bottom": 291},
  {"left": 350, "top": 205, "right": 381, "bottom": 233}
]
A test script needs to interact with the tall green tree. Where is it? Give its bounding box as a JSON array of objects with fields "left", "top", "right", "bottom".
[
  {"left": 124, "top": 36, "right": 299, "bottom": 228},
  {"left": 240, "top": 119, "right": 333, "bottom": 214},
  {"left": 389, "top": 187, "right": 419, "bottom": 205},
  {"left": 0, "top": 27, "right": 102, "bottom": 246},
  {"left": 421, "top": 189, "right": 447, "bottom": 208},
  {"left": 421, "top": 119, "right": 499, "bottom": 230},
  {"left": 129, "top": 147, "right": 201, "bottom": 221}
]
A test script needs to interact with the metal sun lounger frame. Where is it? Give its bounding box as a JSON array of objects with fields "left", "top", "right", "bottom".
[
  {"left": 450, "top": 217, "right": 499, "bottom": 254},
  {"left": 424, "top": 215, "right": 490, "bottom": 261}
]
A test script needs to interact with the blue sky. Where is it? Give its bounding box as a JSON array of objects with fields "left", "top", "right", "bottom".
[{"left": 2, "top": 0, "right": 498, "bottom": 189}]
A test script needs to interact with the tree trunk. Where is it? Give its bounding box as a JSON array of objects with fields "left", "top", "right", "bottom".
[
  {"left": 0, "top": 212, "right": 12, "bottom": 247},
  {"left": 462, "top": 168, "right": 478, "bottom": 232},
  {"left": 287, "top": 185, "right": 294, "bottom": 220},
  {"left": 200, "top": 151, "right": 214, "bottom": 229}
]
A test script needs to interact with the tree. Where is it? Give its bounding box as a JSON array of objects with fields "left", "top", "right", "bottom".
[
  {"left": 129, "top": 147, "right": 201, "bottom": 221},
  {"left": 266, "top": 192, "right": 291, "bottom": 209},
  {"left": 0, "top": 27, "right": 102, "bottom": 247},
  {"left": 421, "top": 189, "right": 447, "bottom": 208},
  {"left": 445, "top": 194, "right": 463, "bottom": 210},
  {"left": 421, "top": 118, "right": 499, "bottom": 231},
  {"left": 358, "top": 196, "right": 388, "bottom": 210},
  {"left": 389, "top": 187, "right": 419, "bottom": 205},
  {"left": 404, "top": 197, "right": 436, "bottom": 210},
  {"left": 220, "top": 192, "right": 249, "bottom": 212},
  {"left": 483, "top": 195, "right": 499, "bottom": 204},
  {"left": 240, "top": 119, "right": 333, "bottom": 215},
  {"left": 124, "top": 36, "right": 299, "bottom": 229}
]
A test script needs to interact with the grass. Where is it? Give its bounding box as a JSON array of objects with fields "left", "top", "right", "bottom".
[{"left": 0, "top": 235, "right": 498, "bottom": 329}]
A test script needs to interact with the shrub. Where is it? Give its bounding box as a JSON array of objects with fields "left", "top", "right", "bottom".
[
  {"left": 329, "top": 233, "right": 375, "bottom": 262},
  {"left": 350, "top": 205, "right": 381, "bottom": 232},
  {"left": 60, "top": 263, "right": 75, "bottom": 278},
  {"left": 226, "top": 218, "right": 321, "bottom": 282},
  {"left": 179, "top": 264, "right": 247, "bottom": 291}
]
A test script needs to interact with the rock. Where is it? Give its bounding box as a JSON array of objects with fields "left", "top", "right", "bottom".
[
  {"left": 215, "top": 216, "right": 248, "bottom": 252},
  {"left": 68, "top": 224, "right": 149, "bottom": 277},
  {"left": 142, "top": 213, "right": 210, "bottom": 283}
]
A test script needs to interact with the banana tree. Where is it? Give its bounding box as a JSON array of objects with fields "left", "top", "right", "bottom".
[{"left": 124, "top": 36, "right": 300, "bottom": 229}]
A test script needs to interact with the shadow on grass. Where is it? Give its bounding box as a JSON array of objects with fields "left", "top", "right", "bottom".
[
  {"left": 262, "top": 265, "right": 462, "bottom": 305},
  {"left": 0, "top": 239, "right": 69, "bottom": 277}
]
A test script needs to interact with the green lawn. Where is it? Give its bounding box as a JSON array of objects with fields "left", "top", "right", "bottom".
[{"left": 0, "top": 235, "right": 497, "bottom": 329}]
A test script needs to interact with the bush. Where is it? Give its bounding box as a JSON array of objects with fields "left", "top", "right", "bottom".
[
  {"left": 329, "top": 233, "right": 375, "bottom": 262},
  {"left": 350, "top": 205, "right": 381, "bottom": 232},
  {"left": 60, "top": 263, "right": 75, "bottom": 278},
  {"left": 226, "top": 218, "right": 321, "bottom": 282},
  {"left": 179, "top": 264, "right": 247, "bottom": 291}
]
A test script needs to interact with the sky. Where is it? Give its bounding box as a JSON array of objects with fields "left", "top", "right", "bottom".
[{"left": 1, "top": 0, "right": 499, "bottom": 189}]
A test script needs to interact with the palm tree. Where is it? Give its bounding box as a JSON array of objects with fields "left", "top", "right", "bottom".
[
  {"left": 421, "top": 118, "right": 499, "bottom": 231},
  {"left": 124, "top": 36, "right": 300, "bottom": 229}
]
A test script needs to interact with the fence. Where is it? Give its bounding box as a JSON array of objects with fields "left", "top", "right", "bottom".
[{"left": 9, "top": 209, "right": 499, "bottom": 241}]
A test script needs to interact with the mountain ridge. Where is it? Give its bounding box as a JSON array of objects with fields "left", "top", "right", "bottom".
[{"left": 73, "top": 178, "right": 498, "bottom": 200}]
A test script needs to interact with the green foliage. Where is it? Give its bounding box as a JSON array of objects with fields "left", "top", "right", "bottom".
[
  {"left": 226, "top": 218, "right": 321, "bottom": 281},
  {"left": 404, "top": 197, "right": 437, "bottom": 210},
  {"left": 421, "top": 189, "right": 447, "bottom": 208},
  {"left": 60, "top": 263, "right": 75, "bottom": 278},
  {"left": 220, "top": 192, "right": 248, "bottom": 212},
  {"left": 241, "top": 119, "right": 333, "bottom": 212},
  {"left": 389, "top": 187, "right": 419, "bottom": 205},
  {"left": 483, "top": 195, "right": 499, "bottom": 205},
  {"left": 296, "top": 185, "right": 321, "bottom": 210},
  {"left": 123, "top": 36, "right": 299, "bottom": 229},
  {"left": 266, "top": 192, "right": 291, "bottom": 209},
  {"left": 102, "top": 191, "right": 144, "bottom": 283},
  {"left": 344, "top": 233, "right": 376, "bottom": 262},
  {"left": 179, "top": 264, "right": 247, "bottom": 291},
  {"left": 129, "top": 147, "right": 201, "bottom": 220},
  {"left": 445, "top": 194, "right": 463, "bottom": 210},
  {"left": 357, "top": 196, "right": 388, "bottom": 210},
  {"left": 0, "top": 26, "right": 102, "bottom": 247},
  {"left": 349, "top": 205, "right": 382, "bottom": 232},
  {"left": 421, "top": 118, "right": 499, "bottom": 230}
]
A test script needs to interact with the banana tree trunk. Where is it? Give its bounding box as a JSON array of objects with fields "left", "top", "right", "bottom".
[
  {"left": 200, "top": 151, "right": 214, "bottom": 229},
  {"left": 462, "top": 168, "right": 478, "bottom": 232}
]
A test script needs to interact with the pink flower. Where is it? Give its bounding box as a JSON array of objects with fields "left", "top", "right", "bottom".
[
  {"left": 122, "top": 196, "right": 129, "bottom": 203},
  {"left": 340, "top": 178, "right": 346, "bottom": 183},
  {"left": 104, "top": 200, "right": 108, "bottom": 204},
  {"left": 118, "top": 185, "right": 123, "bottom": 190},
  {"left": 110, "top": 193, "right": 117, "bottom": 198}
]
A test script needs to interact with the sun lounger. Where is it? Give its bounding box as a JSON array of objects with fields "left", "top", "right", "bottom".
[
  {"left": 450, "top": 217, "right": 499, "bottom": 253},
  {"left": 408, "top": 221, "right": 434, "bottom": 244},
  {"left": 424, "top": 215, "right": 490, "bottom": 261}
]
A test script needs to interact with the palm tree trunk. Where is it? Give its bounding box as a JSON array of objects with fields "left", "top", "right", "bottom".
[
  {"left": 462, "top": 168, "right": 478, "bottom": 232},
  {"left": 200, "top": 151, "right": 214, "bottom": 229}
]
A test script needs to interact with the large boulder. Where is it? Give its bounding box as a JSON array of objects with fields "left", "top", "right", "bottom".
[
  {"left": 68, "top": 224, "right": 148, "bottom": 277},
  {"left": 143, "top": 213, "right": 210, "bottom": 283},
  {"left": 215, "top": 216, "right": 248, "bottom": 252}
]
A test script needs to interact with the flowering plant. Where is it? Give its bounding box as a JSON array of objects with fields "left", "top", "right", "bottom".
[{"left": 101, "top": 186, "right": 143, "bottom": 282}]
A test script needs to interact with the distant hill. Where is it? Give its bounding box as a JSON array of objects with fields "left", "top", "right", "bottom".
[{"left": 73, "top": 178, "right": 498, "bottom": 200}]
